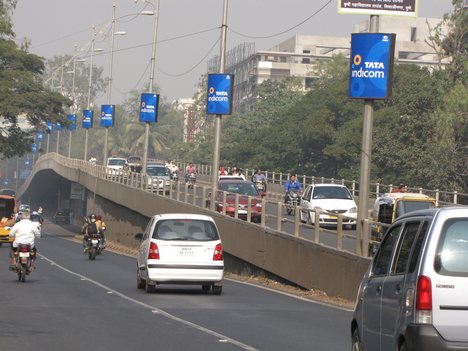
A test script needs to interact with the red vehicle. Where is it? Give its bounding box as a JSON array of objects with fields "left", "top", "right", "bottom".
[{"left": 207, "top": 180, "right": 265, "bottom": 222}]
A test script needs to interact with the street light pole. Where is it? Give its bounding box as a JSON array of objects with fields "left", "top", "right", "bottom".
[
  {"left": 210, "top": 0, "right": 229, "bottom": 210},
  {"left": 68, "top": 45, "right": 79, "bottom": 159},
  {"left": 142, "top": 0, "right": 160, "bottom": 176}
]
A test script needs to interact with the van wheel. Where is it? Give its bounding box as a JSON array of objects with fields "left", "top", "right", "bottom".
[
  {"left": 137, "top": 268, "right": 145, "bottom": 289},
  {"left": 145, "top": 280, "right": 156, "bottom": 293},
  {"left": 212, "top": 285, "right": 222, "bottom": 295},
  {"left": 351, "top": 329, "right": 363, "bottom": 351},
  {"left": 399, "top": 342, "right": 407, "bottom": 351},
  {"left": 202, "top": 284, "right": 211, "bottom": 293}
]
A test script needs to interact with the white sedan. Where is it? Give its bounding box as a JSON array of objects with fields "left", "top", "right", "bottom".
[
  {"left": 135, "top": 213, "right": 224, "bottom": 294},
  {"left": 300, "top": 184, "right": 357, "bottom": 228}
]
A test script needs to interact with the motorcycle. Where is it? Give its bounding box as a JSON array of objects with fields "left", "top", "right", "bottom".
[
  {"left": 254, "top": 180, "right": 267, "bottom": 192},
  {"left": 13, "top": 243, "right": 35, "bottom": 282},
  {"left": 285, "top": 190, "right": 301, "bottom": 216},
  {"left": 85, "top": 233, "right": 103, "bottom": 260},
  {"left": 186, "top": 173, "right": 196, "bottom": 189},
  {"left": 170, "top": 172, "right": 179, "bottom": 190}
]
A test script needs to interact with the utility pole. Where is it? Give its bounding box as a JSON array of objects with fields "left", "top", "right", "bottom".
[
  {"left": 355, "top": 15, "right": 379, "bottom": 256},
  {"left": 210, "top": 0, "right": 229, "bottom": 210}
]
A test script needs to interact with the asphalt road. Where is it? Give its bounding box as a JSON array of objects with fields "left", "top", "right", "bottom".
[{"left": 0, "top": 220, "right": 353, "bottom": 351}]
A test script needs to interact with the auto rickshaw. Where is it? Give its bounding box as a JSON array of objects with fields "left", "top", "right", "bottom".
[
  {"left": 369, "top": 192, "right": 437, "bottom": 254},
  {"left": 0, "top": 195, "right": 17, "bottom": 246}
]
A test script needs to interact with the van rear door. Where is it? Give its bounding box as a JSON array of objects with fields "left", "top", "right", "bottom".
[{"left": 431, "top": 215, "right": 468, "bottom": 342}]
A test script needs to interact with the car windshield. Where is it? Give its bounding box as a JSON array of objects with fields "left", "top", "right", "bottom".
[
  {"left": 219, "top": 182, "right": 259, "bottom": 196},
  {"left": 147, "top": 166, "right": 168, "bottom": 177},
  {"left": 312, "top": 186, "right": 352, "bottom": 200},
  {"left": 152, "top": 219, "right": 219, "bottom": 241},
  {"left": 108, "top": 159, "right": 125, "bottom": 166}
]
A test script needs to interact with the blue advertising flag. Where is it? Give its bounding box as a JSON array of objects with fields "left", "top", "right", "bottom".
[
  {"left": 37, "top": 130, "right": 43, "bottom": 142},
  {"left": 100, "top": 105, "right": 115, "bottom": 127},
  {"left": 139, "top": 93, "right": 159, "bottom": 123},
  {"left": 349, "top": 33, "right": 396, "bottom": 99},
  {"left": 67, "top": 114, "right": 77, "bottom": 131},
  {"left": 32, "top": 143, "right": 37, "bottom": 154},
  {"left": 82, "top": 109, "right": 93, "bottom": 129},
  {"left": 55, "top": 121, "right": 62, "bottom": 131},
  {"left": 46, "top": 121, "right": 53, "bottom": 134},
  {"left": 206, "top": 74, "right": 234, "bottom": 115}
]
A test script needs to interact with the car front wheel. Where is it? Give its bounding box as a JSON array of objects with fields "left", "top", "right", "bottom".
[{"left": 351, "top": 329, "right": 363, "bottom": 351}]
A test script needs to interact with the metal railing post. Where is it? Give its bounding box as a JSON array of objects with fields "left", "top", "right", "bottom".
[
  {"left": 277, "top": 201, "right": 282, "bottom": 232},
  {"left": 261, "top": 197, "right": 266, "bottom": 227},
  {"left": 294, "top": 206, "right": 300, "bottom": 237},
  {"left": 192, "top": 184, "right": 197, "bottom": 206},
  {"left": 314, "top": 209, "right": 321, "bottom": 244},
  {"left": 202, "top": 186, "right": 206, "bottom": 209},
  {"left": 247, "top": 196, "right": 252, "bottom": 223},
  {"left": 184, "top": 183, "right": 189, "bottom": 203},
  {"left": 234, "top": 193, "right": 239, "bottom": 219},
  {"left": 222, "top": 191, "right": 227, "bottom": 215},
  {"left": 337, "top": 215, "right": 343, "bottom": 250}
]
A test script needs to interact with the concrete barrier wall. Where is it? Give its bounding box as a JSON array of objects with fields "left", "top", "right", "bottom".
[{"left": 20, "top": 155, "right": 370, "bottom": 302}]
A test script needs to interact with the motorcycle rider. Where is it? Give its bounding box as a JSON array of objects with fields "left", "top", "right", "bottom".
[
  {"left": 82, "top": 213, "right": 100, "bottom": 252},
  {"left": 8, "top": 209, "right": 41, "bottom": 270},
  {"left": 185, "top": 162, "right": 197, "bottom": 183},
  {"left": 284, "top": 175, "right": 302, "bottom": 203},
  {"left": 252, "top": 169, "right": 267, "bottom": 190}
]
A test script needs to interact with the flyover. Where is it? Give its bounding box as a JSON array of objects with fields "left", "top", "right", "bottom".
[{"left": 17, "top": 153, "right": 370, "bottom": 302}]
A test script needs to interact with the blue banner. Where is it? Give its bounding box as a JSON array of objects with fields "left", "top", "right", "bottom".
[
  {"left": 67, "top": 114, "right": 77, "bottom": 131},
  {"left": 100, "top": 105, "right": 115, "bottom": 127},
  {"left": 46, "top": 121, "right": 53, "bottom": 134},
  {"left": 32, "top": 143, "right": 37, "bottom": 154},
  {"left": 82, "top": 109, "right": 93, "bottom": 129},
  {"left": 349, "top": 33, "right": 396, "bottom": 99},
  {"left": 55, "top": 121, "right": 62, "bottom": 131},
  {"left": 37, "top": 130, "right": 43, "bottom": 142},
  {"left": 139, "top": 93, "right": 159, "bottom": 123},
  {"left": 206, "top": 74, "right": 234, "bottom": 115}
]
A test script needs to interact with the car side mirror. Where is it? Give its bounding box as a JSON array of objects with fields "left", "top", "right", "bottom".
[{"left": 134, "top": 233, "right": 144, "bottom": 241}]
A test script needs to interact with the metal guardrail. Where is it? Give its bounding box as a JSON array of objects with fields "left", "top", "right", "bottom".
[
  {"left": 175, "top": 161, "right": 467, "bottom": 207},
  {"left": 29, "top": 153, "right": 466, "bottom": 258}
]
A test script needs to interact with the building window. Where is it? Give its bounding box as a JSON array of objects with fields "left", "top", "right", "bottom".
[
  {"left": 302, "top": 58, "right": 311, "bottom": 64},
  {"left": 303, "top": 49, "right": 310, "bottom": 54}
]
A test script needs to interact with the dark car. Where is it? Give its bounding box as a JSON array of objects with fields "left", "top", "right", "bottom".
[
  {"left": 206, "top": 180, "right": 265, "bottom": 222},
  {"left": 54, "top": 209, "right": 70, "bottom": 224}
]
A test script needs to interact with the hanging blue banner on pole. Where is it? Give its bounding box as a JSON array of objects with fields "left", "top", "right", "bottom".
[
  {"left": 32, "top": 143, "right": 37, "bottom": 154},
  {"left": 139, "top": 93, "right": 159, "bottom": 123},
  {"left": 46, "top": 121, "right": 53, "bottom": 134},
  {"left": 206, "top": 74, "right": 234, "bottom": 115},
  {"left": 100, "top": 105, "right": 115, "bottom": 127},
  {"left": 67, "top": 114, "right": 77, "bottom": 131},
  {"left": 349, "top": 33, "right": 396, "bottom": 99},
  {"left": 55, "top": 121, "right": 62, "bottom": 131},
  {"left": 82, "top": 109, "right": 93, "bottom": 129},
  {"left": 37, "top": 130, "right": 43, "bottom": 142}
]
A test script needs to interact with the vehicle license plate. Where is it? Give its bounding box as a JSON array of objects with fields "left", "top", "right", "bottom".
[
  {"left": 91, "top": 239, "right": 99, "bottom": 244},
  {"left": 179, "top": 247, "right": 193, "bottom": 256},
  {"left": 19, "top": 252, "right": 30, "bottom": 257},
  {"left": 329, "top": 215, "right": 337, "bottom": 219}
]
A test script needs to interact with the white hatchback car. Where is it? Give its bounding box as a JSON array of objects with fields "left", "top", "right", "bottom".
[
  {"left": 299, "top": 183, "right": 357, "bottom": 227},
  {"left": 135, "top": 213, "right": 224, "bottom": 294}
]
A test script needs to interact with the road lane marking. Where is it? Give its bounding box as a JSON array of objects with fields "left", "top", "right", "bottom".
[{"left": 38, "top": 253, "right": 259, "bottom": 351}]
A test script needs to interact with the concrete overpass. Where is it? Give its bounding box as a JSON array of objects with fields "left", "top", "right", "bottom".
[{"left": 17, "top": 153, "right": 370, "bottom": 302}]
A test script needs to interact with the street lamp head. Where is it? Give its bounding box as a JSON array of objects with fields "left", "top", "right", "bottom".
[
  {"left": 76, "top": 58, "right": 87, "bottom": 63},
  {"left": 141, "top": 10, "right": 155, "bottom": 15},
  {"left": 115, "top": 31, "right": 127, "bottom": 35},
  {"left": 94, "top": 48, "right": 104, "bottom": 53}
]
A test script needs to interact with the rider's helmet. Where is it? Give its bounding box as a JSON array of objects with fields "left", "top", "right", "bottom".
[{"left": 89, "top": 213, "right": 96, "bottom": 221}]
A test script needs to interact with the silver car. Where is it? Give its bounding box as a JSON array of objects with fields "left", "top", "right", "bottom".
[
  {"left": 351, "top": 207, "right": 468, "bottom": 351},
  {"left": 146, "top": 164, "right": 171, "bottom": 195}
]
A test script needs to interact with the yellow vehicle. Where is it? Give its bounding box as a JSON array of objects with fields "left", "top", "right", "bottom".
[
  {"left": 369, "top": 192, "right": 437, "bottom": 253},
  {"left": 0, "top": 195, "right": 16, "bottom": 246}
]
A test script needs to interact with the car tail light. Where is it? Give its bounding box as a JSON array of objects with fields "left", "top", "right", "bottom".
[
  {"left": 148, "top": 242, "right": 160, "bottom": 260},
  {"left": 415, "top": 275, "right": 432, "bottom": 324},
  {"left": 213, "top": 243, "right": 223, "bottom": 261}
]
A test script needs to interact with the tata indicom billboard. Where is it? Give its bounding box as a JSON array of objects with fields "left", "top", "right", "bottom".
[
  {"left": 339, "top": 0, "right": 417, "bottom": 17},
  {"left": 349, "top": 33, "right": 396, "bottom": 100},
  {"left": 139, "top": 93, "right": 159, "bottom": 123},
  {"left": 206, "top": 74, "right": 234, "bottom": 115},
  {"left": 100, "top": 104, "right": 115, "bottom": 127}
]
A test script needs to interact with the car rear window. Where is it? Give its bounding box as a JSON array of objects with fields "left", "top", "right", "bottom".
[
  {"left": 152, "top": 219, "right": 219, "bottom": 241},
  {"left": 435, "top": 218, "right": 468, "bottom": 277},
  {"left": 219, "top": 182, "right": 259, "bottom": 196}
]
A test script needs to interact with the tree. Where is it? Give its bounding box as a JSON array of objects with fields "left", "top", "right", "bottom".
[{"left": 0, "top": 3, "right": 69, "bottom": 158}]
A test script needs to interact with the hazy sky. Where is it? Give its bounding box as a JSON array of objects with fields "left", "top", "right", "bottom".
[{"left": 12, "top": 0, "right": 454, "bottom": 105}]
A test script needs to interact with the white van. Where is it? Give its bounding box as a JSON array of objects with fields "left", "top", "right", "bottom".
[
  {"left": 106, "top": 157, "right": 126, "bottom": 171},
  {"left": 351, "top": 207, "right": 468, "bottom": 351}
]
